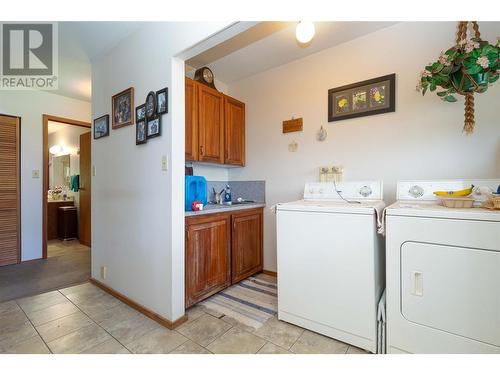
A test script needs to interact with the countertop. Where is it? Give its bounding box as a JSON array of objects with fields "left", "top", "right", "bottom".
[
  {"left": 48, "top": 199, "right": 74, "bottom": 203},
  {"left": 185, "top": 202, "right": 266, "bottom": 217}
]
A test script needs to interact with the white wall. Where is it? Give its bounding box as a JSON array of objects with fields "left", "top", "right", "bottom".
[
  {"left": 91, "top": 22, "right": 232, "bottom": 322},
  {"left": 227, "top": 22, "right": 500, "bottom": 272},
  {"left": 0, "top": 91, "right": 91, "bottom": 261}
]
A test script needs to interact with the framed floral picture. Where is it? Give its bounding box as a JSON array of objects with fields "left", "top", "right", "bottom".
[{"left": 328, "top": 74, "right": 395, "bottom": 122}]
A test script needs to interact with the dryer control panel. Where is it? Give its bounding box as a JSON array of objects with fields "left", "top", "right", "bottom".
[{"left": 397, "top": 179, "right": 500, "bottom": 202}]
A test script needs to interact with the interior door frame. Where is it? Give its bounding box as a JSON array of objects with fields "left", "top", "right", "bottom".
[
  {"left": 0, "top": 113, "right": 21, "bottom": 265},
  {"left": 42, "top": 115, "right": 91, "bottom": 259}
]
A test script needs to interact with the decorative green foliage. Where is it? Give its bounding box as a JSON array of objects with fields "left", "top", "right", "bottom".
[{"left": 417, "top": 36, "right": 500, "bottom": 102}]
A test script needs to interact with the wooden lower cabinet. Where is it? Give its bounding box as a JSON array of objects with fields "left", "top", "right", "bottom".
[
  {"left": 47, "top": 201, "right": 74, "bottom": 240},
  {"left": 185, "top": 208, "right": 263, "bottom": 307},
  {"left": 231, "top": 209, "right": 263, "bottom": 283},
  {"left": 185, "top": 213, "right": 231, "bottom": 308}
]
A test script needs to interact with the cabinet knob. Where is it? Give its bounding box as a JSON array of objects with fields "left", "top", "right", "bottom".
[{"left": 199, "top": 145, "right": 204, "bottom": 156}]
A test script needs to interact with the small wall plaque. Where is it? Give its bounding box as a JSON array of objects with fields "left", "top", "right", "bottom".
[{"left": 282, "top": 117, "right": 303, "bottom": 133}]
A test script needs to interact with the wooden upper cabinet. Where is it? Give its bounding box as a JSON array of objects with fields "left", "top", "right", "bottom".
[
  {"left": 185, "top": 213, "right": 231, "bottom": 307},
  {"left": 197, "top": 84, "right": 224, "bottom": 164},
  {"left": 185, "top": 78, "right": 245, "bottom": 166},
  {"left": 231, "top": 208, "right": 263, "bottom": 284},
  {"left": 185, "top": 78, "right": 198, "bottom": 161},
  {"left": 224, "top": 95, "right": 245, "bottom": 166}
]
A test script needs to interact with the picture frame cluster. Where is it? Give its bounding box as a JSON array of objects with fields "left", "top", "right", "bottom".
[
  {"left": 136, "top": 88, "right": 168, "bottom": 145},
  {"left": 92, "top": 86, "right": 168, "bottom": 146}
]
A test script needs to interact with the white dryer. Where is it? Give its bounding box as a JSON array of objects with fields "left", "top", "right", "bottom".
[
  {"left": 386, "top": 179, "right": 500, "bottom": 354},
  {"left": 276, "top": 181, "right": 385, "bottom": 353}
]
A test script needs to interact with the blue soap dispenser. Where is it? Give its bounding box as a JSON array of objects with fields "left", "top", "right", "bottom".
[{"left": 224, "top": 184, "right": 232, "bottom": 205}]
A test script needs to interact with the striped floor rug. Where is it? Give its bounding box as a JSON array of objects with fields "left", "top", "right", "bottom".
[{"left": 201, "top": 276, "right": 277, "bottom": 329}]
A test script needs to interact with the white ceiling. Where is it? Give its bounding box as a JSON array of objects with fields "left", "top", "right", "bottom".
[
  {"left": 55, "top": 22, "right": 147, "bottom": 101},
  {"left": 54, "top": 22, "right": 397, "bottom": 101},
  {"left": 192, "top": 22, "right": 398, "bottom": 84}
]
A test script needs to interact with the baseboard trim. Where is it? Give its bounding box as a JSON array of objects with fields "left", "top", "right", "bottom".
[
  {"left": 262, "top": 269, "right": 277, "bottom": 277},
  {"left": 89, "top": 278, "right": 187, "bottom": 330}
]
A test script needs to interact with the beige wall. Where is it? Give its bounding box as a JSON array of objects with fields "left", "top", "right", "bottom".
[{"left": 227, "top": 22, "right": 500, "bottom": 272}]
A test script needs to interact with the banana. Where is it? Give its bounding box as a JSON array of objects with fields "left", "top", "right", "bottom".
[{"left": 433, "top": 185, "right": 474, "bottom": 197}]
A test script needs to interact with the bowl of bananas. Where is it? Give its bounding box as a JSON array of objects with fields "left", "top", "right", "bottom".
[{"left": 433, "top": 185, "right": 475, "bottom": 208}]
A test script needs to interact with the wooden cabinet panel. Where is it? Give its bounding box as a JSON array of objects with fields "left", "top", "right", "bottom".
[
  {"left": 79, "top": 132, "right": 91, "bottom": 247},
  {"left": 224, "top": 96, "right": 245, "bottom": 166},
  {"left": 231, "top": 209, "right": 263, "bottom": 284},
  {"left": 197, "top": 84, "right": 224, "bottom": 163},
  {"left": 47, "top": 201, "right": 74, "bottom": 240},
  {"left": 185, "top": 213, "right": 231, "bottom": 307},
  {"left": 185, "top": 78, "right": 198, "bottom": 161},
  {"left": 0, "top": 115, "right": 20, "bottom": 266}
]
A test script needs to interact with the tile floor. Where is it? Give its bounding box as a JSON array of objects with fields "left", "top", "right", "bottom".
[{"left": 0, "top": 274, "right": 369, "bottom": 354}]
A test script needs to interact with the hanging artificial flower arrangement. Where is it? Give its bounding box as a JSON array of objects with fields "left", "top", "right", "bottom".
[{"left": 417, "top": 21, "right": 499, "bottom": 134}]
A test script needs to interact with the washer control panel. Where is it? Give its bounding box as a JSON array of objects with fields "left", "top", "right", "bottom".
[{"left": 304, "top": 181, "right": 383, "bottom": 200}]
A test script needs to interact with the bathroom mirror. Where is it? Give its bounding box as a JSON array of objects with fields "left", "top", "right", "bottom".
[{"left": 49, "top": 154, "right": 71, "bottom": 189}]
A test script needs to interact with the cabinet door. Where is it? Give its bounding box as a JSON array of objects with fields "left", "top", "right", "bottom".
[
  {"left": 224, "top": 96, "right": 245, "bottom": 166},
  {"left": 231, "top": 209, "right": 263, "bottom": 284},
  {"left": 0, "top": 115, "right": 20, "bottom": 266},
  {"left": 198, "top": 84, "right": 224, "bottom": 163},
  {"left": 185, "top": 78, "right": 198, "bottom": 161},
  {"left": 185, "top": 214, "right": 231, "bottom": 307}
]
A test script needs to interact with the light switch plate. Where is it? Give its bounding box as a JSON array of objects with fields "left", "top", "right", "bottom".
[
  {"left": 32, "top": 170, "right": 40, "bottom": 178},
  {"left": 92, "top": 165, "right": 96, "bottom": 176},
  {"left": 161, "top": 155, "right": 168, "bottom": 171}
]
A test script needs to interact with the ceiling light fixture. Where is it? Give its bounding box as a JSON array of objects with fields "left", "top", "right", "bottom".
[
  {"left": 296, "top": 21, "right": 315, "bottom": 44},
  {"left": 49, "top": 145, "right": 63, "bottom": 155}
]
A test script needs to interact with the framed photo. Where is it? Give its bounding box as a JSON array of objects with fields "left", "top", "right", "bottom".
[
  {"left": 145, "top": 91, "right": 156, "bottom": 119},
  {"left": 156, "top": 87, "right": 168, "bottom": 115},
  {"left": 328, "top": 74, "right": 395, "bottom": 122},
  {"left": 135, "top": 104, "right": 146, "bottom": 122},
  {"left": 93, "top": 114, "right": 109, "bottom": 140},
  {"left": 147, "top": 115, "right": 161, "bottom": 139},
  {"left": 136, "top": 120, "right": 147, "bottom": 145},
  {"left": 112, "top": 87, "right": 134, "bottom": 129}
]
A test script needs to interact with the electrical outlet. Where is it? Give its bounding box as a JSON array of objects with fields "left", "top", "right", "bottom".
[
  {"left": 161, "top": 155, "right": 168, "bottom": 171},
  {"left": 101, "top": 266, "right": 107, "bottom": 279},
  {"left": 32, "top": 170, "right": 40, "bottom": 178}
]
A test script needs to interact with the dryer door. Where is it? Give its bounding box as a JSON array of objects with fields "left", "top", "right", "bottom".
[{"left": 401, "top": 242, "right": 500, "bottom": 347}]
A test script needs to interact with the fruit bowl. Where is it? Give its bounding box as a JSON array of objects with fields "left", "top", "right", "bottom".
[{"left": 439, "top": 196, "right": 475, "bottom": 208}]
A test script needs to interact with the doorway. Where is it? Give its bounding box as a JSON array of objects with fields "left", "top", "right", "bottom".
[{"left": 42, "top": 115, "right": 91, "bottom": 259}]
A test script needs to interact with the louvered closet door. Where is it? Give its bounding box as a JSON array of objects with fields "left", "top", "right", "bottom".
[{"left": 0, "top": 115, "right": 20, "bottom": 266}]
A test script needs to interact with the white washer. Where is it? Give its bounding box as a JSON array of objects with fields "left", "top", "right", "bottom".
[
  {"left": 386, "top": 179, "right": 500, "bottom": 354},
  {"left": 276, "top": 181, "right": 385, "bottom": 353}
]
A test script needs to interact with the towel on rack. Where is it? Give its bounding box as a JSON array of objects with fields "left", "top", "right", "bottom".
[{"left": 70, "top": 175, "right": 79, "bottom": 192}]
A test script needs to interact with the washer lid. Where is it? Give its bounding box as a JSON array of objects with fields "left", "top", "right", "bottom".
[
  {"left": 277, "top": 199, "right": 385, "bottom": 215},
  {"left": 386, "top": 201, "right": 500, "bottom": 221}
]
